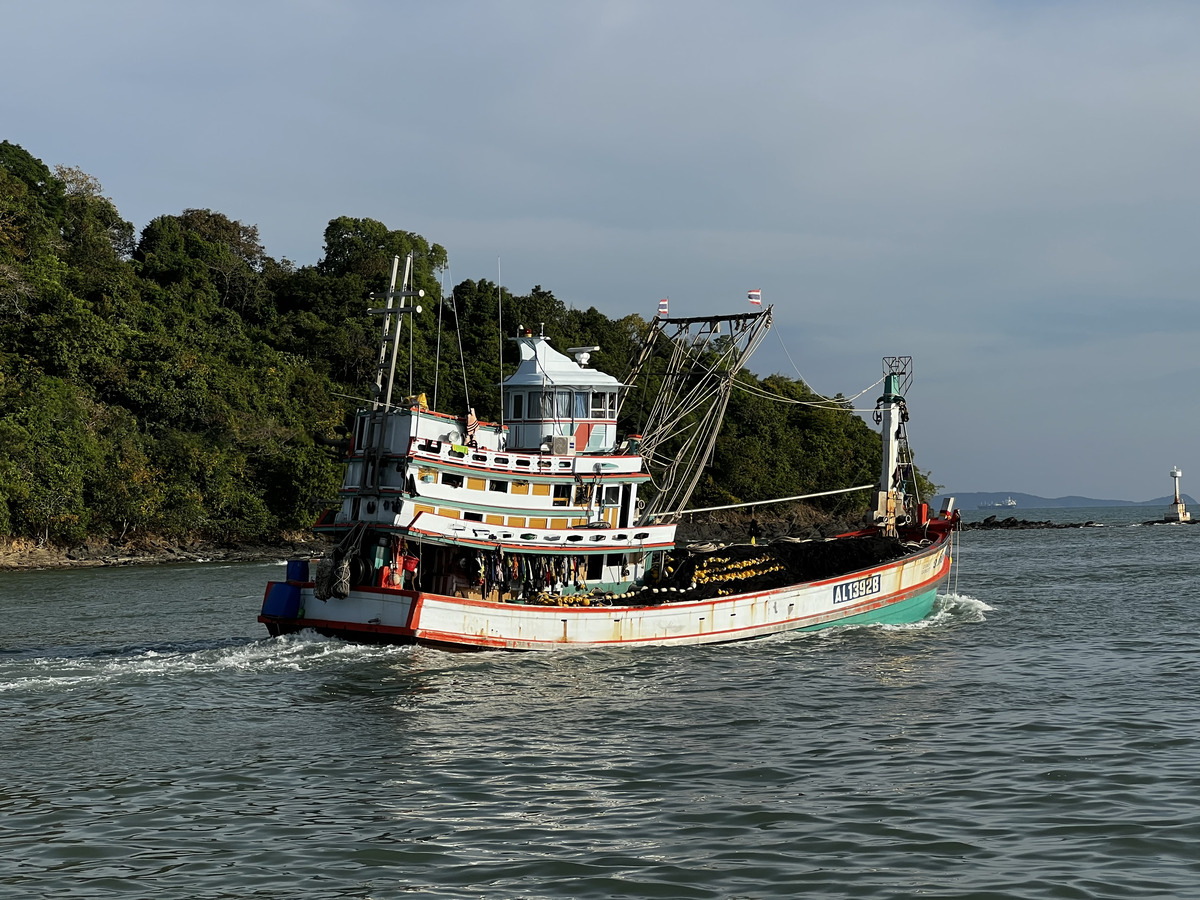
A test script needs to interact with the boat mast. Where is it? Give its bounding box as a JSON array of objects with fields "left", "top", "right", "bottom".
[
  {"left": 497, "top": 258, "right": 504, "bottom": 432},
  {"left": 358, "top": 254, "right": 423, "bottom": 495},
  {"left": 368, "top": 253, "right": 425, "bottom": 411},
  {"left": 873, "top": 356, "right": 912, "bottom": 538}
]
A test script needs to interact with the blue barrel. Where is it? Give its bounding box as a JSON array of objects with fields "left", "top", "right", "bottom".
[
  {"left": 286, "top": 559, "right": 310, "bottom": 583},
  {"left": 262, "top": 582, "right": 301, "bottom": 618}
]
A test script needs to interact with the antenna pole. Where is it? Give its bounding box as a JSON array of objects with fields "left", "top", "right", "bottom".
[
  {"left": 368, "top": 252, "right": 423, "bottom": 411},
  {"left": 385, "top": 253, "right": 413, "bottom": 410},
  {"left": 408, "top": 260, "right": 415, "bottom": 398},
  {"left": 497, "top": 256, "right": 504, "bottom": 430},
  {"left": 433, "top": 267, "right": 445, "bottom": 409}
]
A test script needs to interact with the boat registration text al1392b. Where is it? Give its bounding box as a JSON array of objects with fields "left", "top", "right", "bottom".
[{"left": 833, "top": 573, "right": 882, "bottom": 604}]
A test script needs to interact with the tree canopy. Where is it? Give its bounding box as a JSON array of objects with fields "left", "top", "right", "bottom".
[{"left": 0, "top": 140, "right": 935, "bottom": 548}]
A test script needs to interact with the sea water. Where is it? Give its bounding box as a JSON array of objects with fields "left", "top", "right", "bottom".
[{"left": 3, "top": 511, "right": 1200, "bottom": 899}]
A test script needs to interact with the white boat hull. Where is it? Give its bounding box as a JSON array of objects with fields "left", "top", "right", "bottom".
[{"left": 261, "top": 534, "right": 952, "bottom": 650}]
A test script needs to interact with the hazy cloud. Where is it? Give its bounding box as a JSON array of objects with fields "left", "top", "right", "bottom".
[{"left": 6, "top": 0, "right": 1200, "bottom": 499}]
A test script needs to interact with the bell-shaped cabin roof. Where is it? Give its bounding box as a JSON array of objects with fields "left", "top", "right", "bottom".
[{"left": 503, "top": 333, "right": 622, "bottom": 391}]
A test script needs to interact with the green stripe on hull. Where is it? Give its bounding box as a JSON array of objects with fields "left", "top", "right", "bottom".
[{"left": 798, "top": 585, "right": 941, "bottom": 632}]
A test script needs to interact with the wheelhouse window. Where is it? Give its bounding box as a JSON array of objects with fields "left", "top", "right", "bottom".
[
  {"left": 511, "top": 393, "right": 524, "bottom": 420},
  {"left": 556, "top": 391, "right": 571, "bottom": 417},
  {"left": 574, "top": 392, "right": 588, "bottom": 418},
  {"left": 590, "top": 392, "right": 608, "bottom": 418}
]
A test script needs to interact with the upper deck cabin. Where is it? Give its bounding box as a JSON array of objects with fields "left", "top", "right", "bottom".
[
  {"left": 339, "top": 329, "right": 645, "bottom": 514},
  {"left": 503, "top": 329, "right": 622, "bottom": 454}
]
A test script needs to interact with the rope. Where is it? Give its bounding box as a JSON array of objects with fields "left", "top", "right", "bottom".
[
  {"left": 767, "top": 329, "right": 887, "bottom": 407},
  {"left": 731, "top": 374, "right": 886, "bottom": 411},
  {"left": 644, "top": 483, "right": 874, "bottom": 519},
  {"left": 452, "top": 278, "right": 470, "bottom": 410}
]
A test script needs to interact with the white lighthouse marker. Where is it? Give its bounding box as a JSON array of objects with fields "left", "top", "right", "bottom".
[{"left": 1166, "top": 466, "right": 1192, "bottom": 522}]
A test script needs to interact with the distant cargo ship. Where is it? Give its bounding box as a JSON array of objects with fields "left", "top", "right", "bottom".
[{"left": 978, "top": 497, "right": 1017, "bottom": 509}]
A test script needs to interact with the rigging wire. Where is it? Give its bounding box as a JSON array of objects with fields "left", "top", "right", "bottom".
[
  {"left": 433, "top": 267, "right": 445, "bottom": 409},
  {"left": 408, "top": 262, "right": 415, "bottom": 398},
  {"left": 739, "top": 329, "right": 889, "bottom": 410},
  {"left": 731, "top": 373, "right": 886, "bottom": 411},
  {"left": 497, "top": 257, "right": 504, "bottom": 428},
  {"left": 450, "top": 273, "right": 470, "bottom": 411}
]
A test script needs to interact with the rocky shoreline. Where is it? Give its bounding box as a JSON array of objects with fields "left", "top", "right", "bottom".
[
  {"left": 23, "top": 506, "right": 1172, "bottom": 571},
  {"left": 0, "top": 507, "right": 860, "bottom": 572},
  {"left": 963, "top": 514, "right": 1198, "bottom": 530},
  {"left": 0, "top": 536, "right": 333, "bottom": 572}
]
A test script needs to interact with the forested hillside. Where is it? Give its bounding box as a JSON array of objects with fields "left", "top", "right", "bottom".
[{"left": 0, "top": 140, "right": 921, "bottom": 549}]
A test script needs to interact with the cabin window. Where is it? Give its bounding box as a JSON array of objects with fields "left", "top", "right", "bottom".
[
  {"left": 442, "top": 473, "right": 464, "bottom": 489},
  {"left": 590, "top": 392, "right": 608, "bottom": 417},
  {"left": 574, "top": 484, "right": 592, "bottom": 505},
  {"left": 464, "top": 512, "right": 483, "bottom": 522},
  {"left": 489, "top": 480, "right": 508, "bottom": 493},
  {"left": 552, "top": 485, "right": 571, "bottom": 507},
  {"left": 606, "top": 553, "right": 625, "bottom": 567},
  {"left": 556, "top": 391, "right": 571, "bottom": 418},
  {"left": 511, "top": 393, "right": 524, "bottom": 420},
  {"left": 603, "top": 485, "right": 620, "bottom": 506},
  {"left": 574, "top": 392, "right": 588, "bottom": 418}
]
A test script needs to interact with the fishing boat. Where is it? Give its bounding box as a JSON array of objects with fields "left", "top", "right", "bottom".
[
  {"left": 259, "top": 255, "right": 960, "bottom": 649},
  {"left": 977, "top": 496, "right": 1017, "bottom": 509}
]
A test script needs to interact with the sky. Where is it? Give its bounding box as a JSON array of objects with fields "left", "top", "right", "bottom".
[{"left": 5, "top": 0, "right": 1200, "bottom": 502}]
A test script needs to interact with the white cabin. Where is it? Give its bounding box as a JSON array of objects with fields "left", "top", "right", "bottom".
[{"left": 503, "top": 330, "right": 622, "bottom": 453}]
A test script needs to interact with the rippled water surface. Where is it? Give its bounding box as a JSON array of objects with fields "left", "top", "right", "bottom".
[{"left": 5, "top": 512, "right": 1200, "bottom": 899}]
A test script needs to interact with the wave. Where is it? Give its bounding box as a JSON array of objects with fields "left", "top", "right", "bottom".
[{"left": 0, "top": 631, "right": 413, "bottom": 695}]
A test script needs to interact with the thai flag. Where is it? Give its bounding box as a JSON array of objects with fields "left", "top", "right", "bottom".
[
  {"left": 658, "top": 298, "right": 669, "bottom": 317},
  {"left": 747, "top": 289, "right": 762, "bottom": 305}
]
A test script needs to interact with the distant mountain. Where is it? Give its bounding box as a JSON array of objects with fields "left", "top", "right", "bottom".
[{"left": 935, "top": 492, "right": 1197, "bottom": 510}]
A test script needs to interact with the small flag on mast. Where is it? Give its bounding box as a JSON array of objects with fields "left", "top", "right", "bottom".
[
  {"left": 658, "top": 298, "right": 669, "bottom": 317},
  {"left": 747, "top": 289, "right": 762, "bottom": 305}
]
